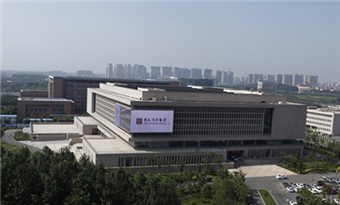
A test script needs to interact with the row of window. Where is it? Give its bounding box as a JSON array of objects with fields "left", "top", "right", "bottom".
[
  {"left": 307, "top": 113, "right": 332, "bottom": 118},
  {"left": 174, "top": 113, "right": 263, "bottom": 119},
  {"left": 118, "top": 154, "right": 224, "bottom": 167},
  {"left": 134, "top": 140, "right": 296, "bottom": 148},
  {"left": 307, "top": 115, "right": 332, "bottom": 122},
  {"left": 247, "top": 148, "right": 300, "bottom": 159},
  {"left": 306, "top": 120, "right": 331, "bottom": 127}
]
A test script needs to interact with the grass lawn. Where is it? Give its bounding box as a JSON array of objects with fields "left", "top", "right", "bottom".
[
  {"left": 1, "top": 140, "right": 21, "bottom": 152},
  {"left": 259, "top": 189, "right": 276, "bottom": 205}
]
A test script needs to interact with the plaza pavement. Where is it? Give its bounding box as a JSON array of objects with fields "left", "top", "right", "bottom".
[{"left": 229, "top": 164, "right": 298, "bottom": 178}]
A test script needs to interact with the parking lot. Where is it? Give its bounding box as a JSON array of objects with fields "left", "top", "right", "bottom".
[{"left": 246, "top": 172, "right": 340, "bottom": 205}]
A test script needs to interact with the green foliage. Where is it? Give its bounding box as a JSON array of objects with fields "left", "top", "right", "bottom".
[
  {"left": 2, "top": 79, "right": 48, "bottom": 92},
  {"left": 13, "top": 131, "right": 30, "bottom": 141},
  {"left": 259, "top": 189, "right": 276, "bottom": 205},
  {"left": 1, "top": 145, "right": 183, "bottom": 205},
  {"left": 0, "top": 95, "right": 18, "bottom": 115},
  {"left": 281, "top": 91, "right": 340, "bottom": 106},
  {"left": 0, "top": 140, "right": 21, "bottom": 153}
]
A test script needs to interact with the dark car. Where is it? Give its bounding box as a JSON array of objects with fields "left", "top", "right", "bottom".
[
  {"left": 296, "top": 196, "right": 303, "bottom": 204},
  {"left": 283, "top": 182, "right": 289, "bottom": 188},
  {"left": 317, "top": 181, "right": 324, "bottom": 186},
  {"left": 247, "top": 196, "right": 254, "bottom": 205}
]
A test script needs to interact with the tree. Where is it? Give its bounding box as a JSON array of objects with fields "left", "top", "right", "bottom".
[{"left": 201, "top": 184, "right": 212, "bottom": 202}]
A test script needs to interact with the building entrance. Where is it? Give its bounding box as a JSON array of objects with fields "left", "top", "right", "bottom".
[{"left": 227, "top": 151, "right": 244, "bottom": 162}]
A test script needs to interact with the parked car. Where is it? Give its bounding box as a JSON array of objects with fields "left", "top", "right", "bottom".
[
  {"left": 286, "top": 186, "right": 294, "bottom": 193},
  {"left": 308, "top": 188, "right": 318, "bottom": 194},
  {"left": 283, "top": 182, "right": 289, "bottom": 188},
  {"left": 317, "top": 180, "right": 324, "bottom": 186},
  {"left": 321, "top": 176, "right": 328, "bottom": 181},
  {"left": 247, "top": 195, "right": 254, "bottom": 205},
  {"left": 276, "top": 174, "right": 287, "bottom": 179},
  {"left": 334, "top": 199, "right": 340, "bottom": 205},
  {"left": 289, "top": 200, "right": 298, "bottom": 205},
  {"left": 296, "top": 183, "right": 305, "bottom": 189},
  {"left": 296, "top": 196, "right": 303, "bottom": 204}
]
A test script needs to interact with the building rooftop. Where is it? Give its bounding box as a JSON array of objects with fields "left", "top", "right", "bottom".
[
  {"left": 20, "top": 90, "right": 48, "bottom": 92},
  {"left": 308, "top": 108, "right": 340, "bottom": 114},
  {"left": 18, "top": 97, "right": 74, "bottom": 102},
  {"left": 76, "top": 116, "right": 99, "bottom": 125},
  {"left": 84, "top": 136, "right": 225, "bottom": 155},
  {"left": 31, "top": 123, "right": 79, "bottom": 134},
  {"left": 0, "top": 115, "right": 17, "bottom": 118},
  {"left": 49, "top": 75, "right": 176, "bottom": 85}
]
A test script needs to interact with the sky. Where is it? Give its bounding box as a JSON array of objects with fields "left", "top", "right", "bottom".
[{"left": 1, "top": 1, "right": 340, "bottom": 82}]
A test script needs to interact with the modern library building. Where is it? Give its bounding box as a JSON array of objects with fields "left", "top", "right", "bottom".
[{"left": 75, "top": 82, "right": 307, "bottom": 167}]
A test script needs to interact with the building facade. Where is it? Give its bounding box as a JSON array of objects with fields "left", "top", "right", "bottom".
[
  {"left": 306, "top": 107, "right": 340, "bottom": 135},
  {"left": 20, "top": 90, "right": 48, "bottom": 98},
  {"left": 106, "top": 63, "right": 113, "bottom": 78},
  {"left": 82, "top": 83, "right": 306, "bottom": 167},
  {"left": 203, "top": 69, "right": 212, "bottom": 79},
  {"left": 161, "top": 66, "right": 172, "bottom": 77},
  {"left": 150, "top": 66, "right": 161, "bottom": 79},
  {"left": 17, "top": 97, "right": 74, "bottom": 118},
  {"left": 47, "top": 76, "right": 178, "bottom": 114},
  {"left": 190, "top": 68, "right": 202, "bottom": 79}
]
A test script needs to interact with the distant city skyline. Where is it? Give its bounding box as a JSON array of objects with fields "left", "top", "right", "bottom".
[{"left": 2, "top": 1, "right": 339, "bottom": 82}]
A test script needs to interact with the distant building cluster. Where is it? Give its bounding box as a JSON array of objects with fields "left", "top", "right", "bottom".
[
  {"left": 106, "top": 63, "right": 148, "bottom": 80},
  {"left": 105, "top": 63, "right": 234, "bottom": 84},
  {"left": 245, "top": 73, "right": 318, "bottom": 87}
]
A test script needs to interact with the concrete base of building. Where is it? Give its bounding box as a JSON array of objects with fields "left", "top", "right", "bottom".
[
  {"left": 107, "top": 162, "right": 235, "bottom": 174},
  {"left": 243, "top": 158, "right": 283, "bottom": 166}
]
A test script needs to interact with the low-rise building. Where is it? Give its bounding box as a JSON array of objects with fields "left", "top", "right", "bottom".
[
  {"left": 20, "top": 90, "right": 48, "bottom": 98},
  {"left": 17, "top": 97, "right": 74, "bottom": 118},
  {"left": 306, "top": 107, "right": 340, "bottom": 135}
]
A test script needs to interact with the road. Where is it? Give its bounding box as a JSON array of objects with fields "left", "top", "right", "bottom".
[
  {"left": 1, "top": 129, "right": 42, "bottom": 152},
  {"left": 246, "top": 173, "right": 340, "bottom": 205}
]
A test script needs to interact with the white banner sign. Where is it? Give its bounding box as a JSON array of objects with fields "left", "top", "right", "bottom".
[{"left": 130, "top": 110, "right": 174, "bottom": 133}]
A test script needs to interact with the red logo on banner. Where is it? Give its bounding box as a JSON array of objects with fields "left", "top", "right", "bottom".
[{"left": 136, "top": 118, "right": 142, "bottom": 124}]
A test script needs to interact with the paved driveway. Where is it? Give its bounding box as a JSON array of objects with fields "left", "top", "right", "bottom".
[{"left": 1, "top": 129, "right": 41, "bottom": 152}]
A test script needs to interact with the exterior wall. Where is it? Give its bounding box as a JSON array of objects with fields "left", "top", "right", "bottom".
[
  {"left": 17, "top": 99, "right": 74, "bottom": 118},
  {"left": 270, "top": 103, "right": 307, "bottom": 139},
  {"left": 333, "top": 114, "right": 340, "bottom": 135},
  {"left": 20, "top": 90, "right": 48, "bottom": 98},
  {"left": 306, "top": 109, "right": 340, "bottom": 135},
  {"left": 83, "top": 138, "right": 98, "bottom": 164},
  {"left": 48, "top": 76, "right": 64, "bottom": 98},
  {"left": 48, "top": 76, "right": 177, "bottom": 114},
  {"left": 94, "top": 151, "right": 226, "bottom": 168}
]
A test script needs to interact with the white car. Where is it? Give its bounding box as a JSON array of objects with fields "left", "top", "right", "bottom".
[
  {"left": 296, "top": 183, "right": 305, "bottom": 189},
  {"left": 293, "top": 187, "right": 300, "bottom": 193},
  {"left": 315, "top": 187, "right": 323, "bottom": 193},
  {"left": 289, "top": 200, "right": 298, "bottom": 205},
  {"left": 308, "top": 188, "right": 318, "bottom": 194},
  {"left": 276, "top": 174, "right": 287, "bottom": 179},
  {"left": 334, "top": 199, "right": 340, "bottom": 205},
  {"left": 286, "top": 187, "right": 294, "bottom": 193}
]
